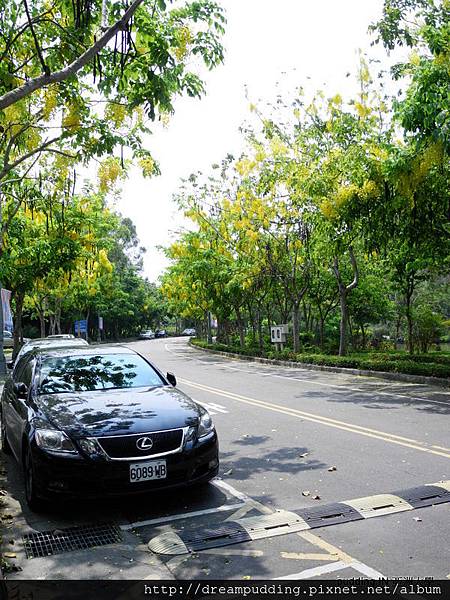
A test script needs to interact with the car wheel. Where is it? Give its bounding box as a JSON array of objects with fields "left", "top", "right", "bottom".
[
  {"left": 0, "top": 411, "right": 12, "bottom": 454},
  {"left": 24, "top": 447, "right": 44, "bottom": 512}
]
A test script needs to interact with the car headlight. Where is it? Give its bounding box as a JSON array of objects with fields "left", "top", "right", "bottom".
[
  {"left": 79, "top": 438, "right": 106, "bottom": 457},
  {"left": 198, "top": 410, "right": 214, "bottom": 438},
  {"left": 35, "top": 429, "right": 78, "bottom": 454}
]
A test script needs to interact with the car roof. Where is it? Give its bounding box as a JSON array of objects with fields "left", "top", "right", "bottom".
[
  {"left": 47, "top": 334, "right": 75, "bottom": 338},
  {"left": 33, "top": 345, "right": 136, "bottom": 359},
  {"left": 22, "top": 338, "right": 88, "bottom": 349}
]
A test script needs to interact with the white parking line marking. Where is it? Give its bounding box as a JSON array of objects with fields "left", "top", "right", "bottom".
[
  {"left": 274, "top": 560, "right": 350, "bottom": 579},
  {"left": 121, "top": 502, "right": 245, "bottom": 530},
  {"left": 351, "top": 561, "right": 385, "bottom": 579},
  {"left": 281, "top": 552, "right": 339, "bottom": 561},
  {"left": 275, "top": 560, "right": 385, "bottom": 580},
  {"left": 201, "top": 548, "right": 264, "bottom": 557},
  {"left": 122, "top": 479, "right": 250, "bottom": 530},
  {"left": 213, "top": 478, "right": 267, "bottom": 508}
]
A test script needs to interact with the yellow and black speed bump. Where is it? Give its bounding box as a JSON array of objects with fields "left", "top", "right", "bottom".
[
  {"left": 296, "top": 502, "right": 362, "bottom": 528},
  {"left": 148, "top": 480, "right": 450, "bottom": 555},
  {"left": 394, "top": 484, "right": 449, "bottom": 509},
  {"left": 178, "top": 521, "right": 252, "bottom": 552}
]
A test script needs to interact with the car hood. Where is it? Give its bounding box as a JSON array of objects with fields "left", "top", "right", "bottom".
[{"left": 35, "top": 386, "right": 202, "bottom": 437}]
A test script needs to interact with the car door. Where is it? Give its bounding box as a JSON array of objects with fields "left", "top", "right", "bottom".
[{"left": 3, "top": 356, "right": 35, "bottom": 460}]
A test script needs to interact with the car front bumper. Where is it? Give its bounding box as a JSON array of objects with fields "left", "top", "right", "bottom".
[{"left": 31, "top": 432, "right": 219, "bottom": 500}]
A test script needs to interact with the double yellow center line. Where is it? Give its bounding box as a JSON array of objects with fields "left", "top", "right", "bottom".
[{"left": 179, "top": 378, "right": 450, "bottom": 460}]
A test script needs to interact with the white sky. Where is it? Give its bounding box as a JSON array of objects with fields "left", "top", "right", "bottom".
[{"left": 113, "top": 0, "right": 388, "bottom": 282}]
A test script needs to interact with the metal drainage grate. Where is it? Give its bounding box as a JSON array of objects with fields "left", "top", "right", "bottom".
[{"left": 23, "top": 522, "right": 122, "bottom": 559}]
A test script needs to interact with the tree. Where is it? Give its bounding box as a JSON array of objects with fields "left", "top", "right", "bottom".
[
  {"left": 371, "top": 0, "right": 449, "bottom": 149},
  {"left": 0, "top": 0, "right": 226, "bottom": 110},
  {"left": 0, "top": 0, "right": 226, "bottom": 369},
  {"left": 0, "top": 1, "right": 226, "bottom": 186}
]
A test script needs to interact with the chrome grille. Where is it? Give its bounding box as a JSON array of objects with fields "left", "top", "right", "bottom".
[{"left": 96, "top": 428, "right": 184, "bottom": 459}]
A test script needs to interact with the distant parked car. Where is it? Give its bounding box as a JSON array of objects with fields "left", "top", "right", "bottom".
[
  {"left": 181, "top": 328, "right": 196, "bottom": 337},
  {"left": 3, "top": 331, "right": 30, "bottom": 349},
  {"left": 47, "top": 334, "right": 75, "bottom": 340},
  {"left": 3, "top": 331, "right": 13, "bottom": 349},
  {"left": 155, "top": 329, "right": 167, "bottom": 338},
  {"left": 139, "top": 330, "right": 155, "bottom": 340}
]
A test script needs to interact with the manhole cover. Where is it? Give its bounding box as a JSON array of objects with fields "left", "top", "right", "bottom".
[{"left": 23, "top": 523, "right": 122, "bottom": 558}]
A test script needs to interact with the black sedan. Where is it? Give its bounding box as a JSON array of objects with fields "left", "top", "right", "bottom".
[{"left": 0, "top": 346, "right": 219, "bottom": 511}]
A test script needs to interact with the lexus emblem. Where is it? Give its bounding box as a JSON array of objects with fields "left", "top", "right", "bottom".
[{"left": 136, "top": 436, "right": 153, "bottom": 451}]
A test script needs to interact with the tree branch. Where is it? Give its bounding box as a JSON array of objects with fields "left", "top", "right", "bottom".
[
  {"left": 346, "top": 246, "right": 359, "bottom": 291},
  {"left": 39, "top": 148, "right": 77, "bottom": 159},
  {"left": 0, "top": 135, "right": 62, "bottom": 180},
  {"left": 3, "top": 122, "right": 32, "bottom": 166},
  {"left": 0, "top": 0, "right": 146, "bottom": 110},
  {"left": 23, "top": 0, "right": 50, "bottom": 75}
]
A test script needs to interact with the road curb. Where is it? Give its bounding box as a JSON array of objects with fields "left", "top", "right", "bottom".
[{"left": 189, "top": 342, "right": 450, "bottom": 388}]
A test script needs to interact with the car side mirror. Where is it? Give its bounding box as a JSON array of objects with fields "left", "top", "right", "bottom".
[
  {"left": 166, "top": 372, "right": 177, "bottom": 387},
  {"left": 6, "top": 360, "right": 14, "bottom": 370},
  {"left": 14, "top": 382, "right": 28, "bottom": 399}
]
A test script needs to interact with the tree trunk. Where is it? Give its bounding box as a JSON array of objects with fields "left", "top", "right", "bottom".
[
  {"left": 348, "top": 316, "right": 355, "bottom": 349},
  {"left": 303, "top": 301, "right": 312, "bottom": 332},
  {"left": 224, "top": 319, "right": 230, "bottom": 346},
  {"left": 266, "top": 304, "right": 273, "bottom": 331},
  {"left": 39, "top": 310, "right": 46, "bottom": 337},
  {"left": 56, "top": 302, "right": 62, "bottom": 334},
  {"left": 292, "top": 302, "right": 300, "bottom": 353},
  {"left": 247, "top": 302, "right": 256, "bottom": 344},
  {"left": 235, "top": 307, "right": 245, "bottom": 348},
  {"left": 394, "top": 314, "right": 402, "bottom": 351},
  {"left": 319, "top": 316, "right": 325, "bottom": 351},
  {"left": 257, "top": 306, "right": 264, "bottom": 352},
  {"left": 405, "top": 285, "right": 414, "bottom": 354},
  {"left": 332, "top": 249, "right": 359, "bottom": 357},
  {"left": 206, "top": 311, "right": 212, "bottom": 344},
  {"left": 338, "top": 291, "right": 348, "bottom": 356},
  {"left": 49, "top": 315, "right": 56, "bottom": 335}
]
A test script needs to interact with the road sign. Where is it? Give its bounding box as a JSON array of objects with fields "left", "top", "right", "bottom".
[
  {"left": 74, "top": 319, "right": 87, "bottom": 334},
  {"left": 270, "top": 324, "right": 288, "bottom": 343}
]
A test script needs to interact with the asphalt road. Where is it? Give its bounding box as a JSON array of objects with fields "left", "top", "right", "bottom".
[{"left": 1, "top": 337, "right": 449, "bottom": 580}]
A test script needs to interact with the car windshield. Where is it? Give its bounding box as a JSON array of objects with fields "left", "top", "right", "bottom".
[{"left": 38, "top": 353, "right": 164, "bottom": 394}]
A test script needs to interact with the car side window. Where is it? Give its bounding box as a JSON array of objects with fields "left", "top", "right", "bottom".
[
  {"left": 21, "top": 362, "right": 34, "bottom": 388},
  {"left": 13, "top": 357, "right": 34, "bottom": 385}
]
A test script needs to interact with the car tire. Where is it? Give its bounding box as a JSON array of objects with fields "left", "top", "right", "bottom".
[
  {"left": 0, "top": 411, "right": 12, "bottom": 454},
  {"left": 24, "top": 446, "right": 44, "bottom": 512}
]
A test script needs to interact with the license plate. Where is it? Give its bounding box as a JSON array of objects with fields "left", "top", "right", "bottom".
[{"left": 129, "top": 460, "right": 167, "bottom": 483}]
